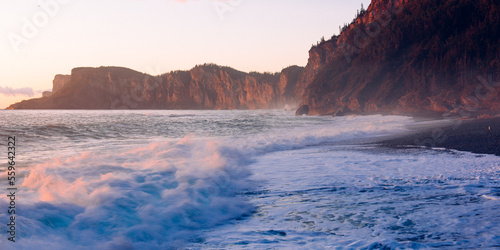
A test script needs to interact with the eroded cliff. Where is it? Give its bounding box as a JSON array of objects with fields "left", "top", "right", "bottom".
[
  {"left": 8, "top": 65, "right": 304, "bottom": 110},
  {"left": 297, "top": 0, "right": 500, "bottom": 117}
]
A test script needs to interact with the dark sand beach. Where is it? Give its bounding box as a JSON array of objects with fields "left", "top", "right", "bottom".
[{"left": 381, "top": 117, "right": 500, "bottom": 156}]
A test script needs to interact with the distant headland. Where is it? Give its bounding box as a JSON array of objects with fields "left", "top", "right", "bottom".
[{"left": 8, "top": 0, "right": 499, "bottom": 119}]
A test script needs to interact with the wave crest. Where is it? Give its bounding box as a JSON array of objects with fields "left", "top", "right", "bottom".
[{"left": 5, "top": 138, "right": 253, "bottom": 249}]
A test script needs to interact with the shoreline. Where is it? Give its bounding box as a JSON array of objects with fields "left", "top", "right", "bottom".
[{"left": 378, "top": 117, "right": 500, "bottom": 156}]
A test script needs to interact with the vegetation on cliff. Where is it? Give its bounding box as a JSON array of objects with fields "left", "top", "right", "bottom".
[
  {"left": 8, "top": 0, "right": 499, "bottom": 116},
  {"left": 8, "top": 65, "right": 304, "bottom": 110},
  {"left": 299, "top": 0, "right": 500, "bottom": 117}
]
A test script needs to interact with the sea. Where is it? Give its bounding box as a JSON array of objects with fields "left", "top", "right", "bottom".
[{"left": 0, "top": 110, "right": 499, "bottom": 249}]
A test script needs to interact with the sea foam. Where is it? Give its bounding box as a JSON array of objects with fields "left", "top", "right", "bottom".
[
  {"left": 1, "top": 137, "right": 254, "bottom": 249},
  {"left": 0, "top": 114, "right": 431, "bottom": 249}
]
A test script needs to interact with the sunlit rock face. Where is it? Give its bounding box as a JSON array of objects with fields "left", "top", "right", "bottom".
[
  {"left": 53, "top": 74, "right": 71, "bottom": 94},
  {"left": 298, "top": 0, "right": 500, "bottom": 117},
  {"left": 8, "top": 65, "right": 305, "bottom": 110}
]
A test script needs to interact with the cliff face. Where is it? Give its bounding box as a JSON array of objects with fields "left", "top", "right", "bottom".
[
  {"left": 9, "top": 0, "right": 499, "bottom": 113},
  {"left": 52, "top": 74, "right": 71, "bottom": 94},
  {"left": 294, "top": 41, "right": 337, "bottom": 101},
  {"left": 298, "top": 0, "right": 500, "bottom": 117},
  {"left": 8, "top": 65, "right": 304, "bottom": 110}
]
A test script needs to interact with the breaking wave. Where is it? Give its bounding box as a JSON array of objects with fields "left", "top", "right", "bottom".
[{"left": 0, "top": 114, "right": 420, "bottom": 249}]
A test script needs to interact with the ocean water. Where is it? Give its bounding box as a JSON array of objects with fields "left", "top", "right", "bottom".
[{"left": 0, "top": 110, "right": 499, "bottom": 249}]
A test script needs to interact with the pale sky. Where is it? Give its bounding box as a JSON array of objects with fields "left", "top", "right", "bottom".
[{"left": 0, "top": 0, "right": 370, "bottom": 108}]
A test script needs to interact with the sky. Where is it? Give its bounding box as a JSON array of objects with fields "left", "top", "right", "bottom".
[{"left": 0, "top": 0, "right": 370, "bottom": 109}]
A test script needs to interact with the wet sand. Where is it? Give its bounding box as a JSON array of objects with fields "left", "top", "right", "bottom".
[{"left": 380, "top": 117, "right": 500, "bottom": 156}]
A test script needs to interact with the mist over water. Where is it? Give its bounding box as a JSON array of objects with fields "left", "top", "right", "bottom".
[{"left": 0, "top": 110, "right": 499, "bottom": 249}]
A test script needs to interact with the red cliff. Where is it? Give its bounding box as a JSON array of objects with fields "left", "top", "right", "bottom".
[
  {"left": 297, "top": 0, "right": 500, "bottom": 118},
  {"left": 8, "top": 65, "right": 304, "bottom": 110}
]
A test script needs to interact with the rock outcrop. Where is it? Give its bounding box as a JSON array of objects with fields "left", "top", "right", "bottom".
[
  {"left": 8, "top": 0, "right": 499, "bottom": 115},
  {"left": 52, "top": 74, "right": 71, "bottom": 94},
  {"left": 8, "top": 65, "right": 304, "bottom": 110},
  {"left": 298, "top": 0, "right": 500, "bottom": 117}
]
